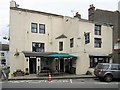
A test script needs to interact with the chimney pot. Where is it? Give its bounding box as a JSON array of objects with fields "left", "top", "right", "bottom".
[{"left": 90, "top": 5, "right": 92, "bottom": 7}]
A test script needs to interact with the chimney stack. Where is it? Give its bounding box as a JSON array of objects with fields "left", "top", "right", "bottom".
[
  {"left": 88, "top": 4, "right": 95, "bottom": 21},
  {"left": 10, "top": 0, "right": 19, "bottom": 8}
]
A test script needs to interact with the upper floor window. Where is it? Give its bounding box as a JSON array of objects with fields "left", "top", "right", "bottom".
[
  {"left": 31, "top": 23, "right": 37, "bottom": 33},
  {"left": 84, "top": 32, "right": 90, "bottom": 44},
  {"left": 94, "top": 38, "right": 102, "bottom": 48},
  {"left": 95, "top": 24, "right": 101, "bottom": 35},
  {"left": 32, "top": 42, "right": 45, "bottom": 52},
  {"left": 59, "top": 42, "right": 63, "bottom": 51},
  {"left": 1, "top": 52, "right": 4, "bottom": 56},
  {"left": 39, "top": 24, "right": 45, "bottom": 34},
  {"left": 70, "top": 38, "right": 74, "bottom": 48}
]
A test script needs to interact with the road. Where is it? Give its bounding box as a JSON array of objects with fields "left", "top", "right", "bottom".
[{"left": 1, "top": 78, "right": 120, "bottom": 89}]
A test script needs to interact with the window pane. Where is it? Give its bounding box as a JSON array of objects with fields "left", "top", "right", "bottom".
[
  {"left": 94, "top": 38, "right": 102, "bottom": 48},
  {"left": 70, "top": 38, "right": 74, "bottom": 48},
  {"left": 84, "top": 33, "right": 90, "bottom": 44},
  {"left": 1, "top": 52, "right": 4, "bottom": 56},
  {"left": 31, "top": 23, "right": 37, "bottom": 33},
  {"left": 111, "top": 65, "right": 119, "bottom": 70},
  {"left": 32, "top": 42, "right": 45, "bottom": 52},
  {"left": 39, "top": 24, "right": 45, "bottom": 34},
  {"left": 59, "top": 42, "right": 63, "bottom": 51},
  {"left": 94, "top": 24, "right": 101, "bottom": 35}
]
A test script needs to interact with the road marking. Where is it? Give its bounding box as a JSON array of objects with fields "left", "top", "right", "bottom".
[
  {"left": 10, "top": 81, "right": 20, "bottom": 83},
  {"left": 70, "top": 79, "right": 72, "bottom": 83},
  {"left": 28, "top": 81, "right": 39, "bottom": 83},
  {"left": 7, "top": 79, "right": 119, "bottom": 85}
]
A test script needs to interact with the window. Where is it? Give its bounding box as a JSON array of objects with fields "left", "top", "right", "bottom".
[
  {"left": 31, "top": 23, "right": 37, "bottom": 33},
  {"left": 1, "top": 52, "right": 4, "bottom": 56},
  {"left": 70, "top": 38, "right": 74, "bottom": 48},
  {"left": 84, "top": 32, "right": 90, "bottom": 44},
  {"left": 94, "top": 38, "right": 102, "bottom": 48},
  {"left": 39, "top": 24, "right": 45, "bottom": 34},
  {"left": 59, "top": 42, "right": 63, "bottom": 51},
  {"left": 32, "top": 42, "right": 45, "bottom": 52},
  {"left": 95, "top": 24, "right": 101, "bottom": 35},
  {"left": 1, "top": 59, "right": 6, "bottom": 65},
  {"left": 111, "top": 65, "right": 119, "bottom": 70},
  {"left": 90, "top": 57, "right": 110, "bottom": 68}
]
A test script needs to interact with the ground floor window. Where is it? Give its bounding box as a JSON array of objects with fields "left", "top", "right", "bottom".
[
  {"left": 90, "top": 57, "right": 110, "bottom": 68},
  {"left": 32, "top": 42, "right": 45, "bottom": 52}
]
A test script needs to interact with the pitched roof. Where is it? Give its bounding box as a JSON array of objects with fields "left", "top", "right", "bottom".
[{"left": 56, "top": 34, "right": 67, "bottom": 39}]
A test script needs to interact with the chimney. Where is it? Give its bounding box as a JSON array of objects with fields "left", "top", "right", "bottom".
[
  {"left": 74, "top": 12, "right": 81, "bottom": 19},
  {"left": 88, "top": 4, "right": 95, "bottom": 21},
  {"left": 10, "top": 0, "right": 19, "bottom": 8}
]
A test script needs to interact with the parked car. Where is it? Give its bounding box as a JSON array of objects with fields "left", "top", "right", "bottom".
[{"left": 94, "top": 63, "right": 120, "bottom": 82}]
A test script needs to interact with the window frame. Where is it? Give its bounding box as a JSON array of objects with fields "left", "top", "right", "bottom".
[
  {"left": 111, "top": 65, "right": 119, "bottom": 70},
  {"left": 32, "top": 42, "right": 45, "bottom": 52},
  {"left": 39, "top": 24, "right": 45, "bottom": 34},
  {"left": 59, "top": 41, "right": 63, "bottom": 51},
  {"left": 31, "top": 23, "right": 38, "bottom": 33},
  {"left": 94, "top": 24, "right": 101, "bottom": 35},
  {"left": 1, "top": 52, "right": 4, "bottom": 56},
  {"left": 94, "top": 38, "right": 102, "bottom": 48},
  {"left": 70, "top": 38, "right": 74, "bottom": 48},
  {"left": 90, "top": 57, "right": 110, "bottom": 68},
  {"left": 84, "top": 32, "right": 90, "bottom": 44}
]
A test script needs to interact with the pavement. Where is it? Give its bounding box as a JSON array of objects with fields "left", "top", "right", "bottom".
[{"left": 8, "top": 74, "right": 96, "bottom": 81}]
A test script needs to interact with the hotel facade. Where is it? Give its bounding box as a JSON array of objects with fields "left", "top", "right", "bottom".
[{"left": 9, "top": 1, "right": 113, "bottom": 78}]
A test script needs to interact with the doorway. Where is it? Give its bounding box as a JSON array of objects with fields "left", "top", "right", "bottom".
[
  {"left": 29, "top": 58, "right": 36, "bottom": 74},
  {"left": 60, "top": 59, "right": 64, "bottom": 72}
]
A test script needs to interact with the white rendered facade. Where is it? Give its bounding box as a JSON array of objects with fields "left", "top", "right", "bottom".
[{"left": 9, "top": 1, "right": 113, "bottom": 78}]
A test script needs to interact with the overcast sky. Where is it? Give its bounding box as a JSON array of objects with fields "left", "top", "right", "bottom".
[{"left": 0, "top": 0, "right": 119, "bottom": 44}]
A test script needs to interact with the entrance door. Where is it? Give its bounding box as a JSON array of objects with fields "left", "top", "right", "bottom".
[
  {"left": 29, "top": 58, "right": 36, "bottom": 74},
  {"left": 60, "top": 59, "right": 64, "bottom": 72}
]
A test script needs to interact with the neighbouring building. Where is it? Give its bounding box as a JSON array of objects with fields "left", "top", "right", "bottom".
[
  {"left": 9, "top": 1, "right": 113, "bottom": 78},
  {"left": 0, "top": 44, "right": 9, "bottom": 66},
  {"left": 88, "top": 4, "right": 120, "bottom": 63},
  {"left": 118, "top": 1, "right": 120, "bottom": 12}
]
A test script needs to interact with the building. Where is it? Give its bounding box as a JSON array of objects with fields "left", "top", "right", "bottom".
[
  {"left": 118, "top": 1, "right": 120, "bottom": 12},
  {"left": 0, "top": 44, "right": 9, "bottom": 66},
  {"left": 88, "top": 4, "right": 120, "bottom": 63},
  {"left": 9, "top": 1, "right": 113, "bottom": 78}
]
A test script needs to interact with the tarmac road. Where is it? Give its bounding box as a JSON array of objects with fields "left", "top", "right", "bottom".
[{"left": 1, "top": 78, "right": 119, "bottom": 89}]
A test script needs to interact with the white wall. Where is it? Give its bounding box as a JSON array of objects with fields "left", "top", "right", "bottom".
[{"left": 9, "top": 8, "right": 113, "bottom": 76}]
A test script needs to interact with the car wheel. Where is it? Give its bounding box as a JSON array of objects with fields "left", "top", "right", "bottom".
[{"left": 104, "top": 74, "right": 113, "bottom": 82}]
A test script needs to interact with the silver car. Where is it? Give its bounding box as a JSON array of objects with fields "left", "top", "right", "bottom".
[{"left": 94, "top": 63, "right": 120, "bottom": 82}]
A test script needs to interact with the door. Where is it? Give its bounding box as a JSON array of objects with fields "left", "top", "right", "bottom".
[
  {"left": 29, "top": 58, "right": 36, "bottom": 74},
  {"left": 60, "top": 59, "right": 64, "bottom": 72}
]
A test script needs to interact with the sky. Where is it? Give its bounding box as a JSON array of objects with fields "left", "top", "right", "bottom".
[{"left": 0, "top": 0, "right": 119, "bottom": 44}]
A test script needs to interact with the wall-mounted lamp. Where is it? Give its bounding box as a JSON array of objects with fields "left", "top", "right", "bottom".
[{"left": 66, "top": 19, "right": 69, "bottom": 22}]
